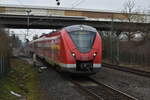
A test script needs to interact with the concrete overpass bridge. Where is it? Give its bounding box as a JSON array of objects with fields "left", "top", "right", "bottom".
[
  {"left": 0, "top": 14, "right": 150, "bottom": 32},
  {"left": 0, "top": 4, "right": 130, "bottom": 20},
  {"left": 0, "top": 4, "right": 150, "bottom": 32}
]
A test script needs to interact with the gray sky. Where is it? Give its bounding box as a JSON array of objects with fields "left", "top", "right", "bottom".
[{"left": 1, "top": 0, "right": 150, "bottom": 11}]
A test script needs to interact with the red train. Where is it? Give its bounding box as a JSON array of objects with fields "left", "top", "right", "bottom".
[{"left": 29, "top": 25, "right": 102, "bottom": 75}]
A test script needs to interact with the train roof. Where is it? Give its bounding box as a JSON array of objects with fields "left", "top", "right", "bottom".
[{"left": 64, "top": 25, "right": 97, "bottom": 32}]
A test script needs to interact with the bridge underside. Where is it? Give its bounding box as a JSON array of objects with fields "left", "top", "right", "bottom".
[{"left": 0, "top": 14, "right": 150, "bottom": 32}]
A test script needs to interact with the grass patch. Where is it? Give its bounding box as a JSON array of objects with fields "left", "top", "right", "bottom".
[{"left": 0, "top": 58, "right": 40, "bottom": 100}]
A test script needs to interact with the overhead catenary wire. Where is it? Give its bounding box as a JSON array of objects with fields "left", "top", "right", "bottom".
[
  {"left": 71, "top": 0, "right": 81, "bottom": 6},
  {"left": 71, "top": 0, "right": 86, "bottom": 9}
]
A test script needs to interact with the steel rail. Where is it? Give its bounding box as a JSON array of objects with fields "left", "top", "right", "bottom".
[
  {"left": 102, "top": 63, "right": 150, "bottom": 77},
  {"left": 88, "top": 77, "right": 138, "bottom": 100},
  {"left": 71, "top": 77, "right": 138, "bottom": 100},
  {"left": 72, "top": 79, "right": 104, "bottom": 100}
]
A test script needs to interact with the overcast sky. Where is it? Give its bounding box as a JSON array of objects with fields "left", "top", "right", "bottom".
[
  {"left": 1, "top": 0, "right": 150, "bottom": 11},
  {"left": 1, "top": 0, "right": 150, "bottom": 41}
]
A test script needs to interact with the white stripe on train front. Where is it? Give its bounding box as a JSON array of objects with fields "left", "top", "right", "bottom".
[
  {"left": 93, "top": 64, "right": 102, "bottom": 68},
  {"left": 59, "top": 63, "right": 102, "bottom": 68},
  {"left": 59, "top": 63, "right": 76, "bottom": 68}
]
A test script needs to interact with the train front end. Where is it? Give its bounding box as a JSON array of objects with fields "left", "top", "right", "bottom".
[{"left": 60, "top": 25, "right": 102, "bottom": 75}]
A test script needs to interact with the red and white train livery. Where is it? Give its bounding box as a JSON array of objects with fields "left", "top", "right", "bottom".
[{"left": 29, "top": 25, "right": 102, "bottom": 74}]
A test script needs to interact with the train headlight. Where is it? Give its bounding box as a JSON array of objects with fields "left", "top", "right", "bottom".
[
  {"left": 93, "top": 52, "right": 97, "bottom": 57},
  {"left": 72, "top": 53, "right": 76, "bottom": 57}
]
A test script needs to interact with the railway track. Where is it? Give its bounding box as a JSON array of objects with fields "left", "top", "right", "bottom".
[
  {"left": 102, "top": 63, "right": 150, "bottom": 77},
  {"left": 18, "top": 56, "right": 140, "bottom": 99},
  {"left": 71, "top": 77, "right": 137, "bottom": 100},
  {"left": 20, "top": 57, "right": 138, "bottom": 100}
]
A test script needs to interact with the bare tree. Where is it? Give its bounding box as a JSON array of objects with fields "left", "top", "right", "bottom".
[
  {"left": 10, "top": 33, "right": 22, "bottom": 48},
  {"left": 121, "top": 0, "right": 148, "bottom": 40},
  {"left": 122, "top": 0, "right": 148, "bottom": 23},
  {"left": 0, "top": 26, "right": 9, "bottom": 56},
  {"left": 123, "top": 0, "right": 136, "bottom": 22}
]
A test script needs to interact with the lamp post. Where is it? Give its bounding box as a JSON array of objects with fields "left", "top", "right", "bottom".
[
  {"left": 26, "top": 9, "right": 32, "bottom": 36},
  {"left": 110, "top": 14, "right": 114, "bottom": 63}
]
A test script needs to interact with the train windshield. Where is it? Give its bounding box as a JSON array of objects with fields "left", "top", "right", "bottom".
[{"left": 69, "top": 31, "right": 96, "bottom": 53}]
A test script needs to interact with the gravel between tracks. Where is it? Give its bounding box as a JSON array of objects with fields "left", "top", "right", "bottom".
[
  {"left": 21, "top": 57, "right": 91, "bottom": 100},
  {"left": 92, "top": 67, "right": 150, "bottom": 100},
  {"left": 38, "top": 66, "right": 89, "bottom": 100}
]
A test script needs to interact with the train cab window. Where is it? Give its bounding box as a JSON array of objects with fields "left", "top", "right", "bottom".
[{"left": 69, "top": 31, "right": 96, "bottom": 53}]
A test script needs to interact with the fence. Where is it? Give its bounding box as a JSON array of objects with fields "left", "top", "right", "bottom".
[
  {"left": 101, "top": 31, "right": 150, "bottom": 67},
  {"left": 0, "top": 55, "right": 9, "bottom": 76}
]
